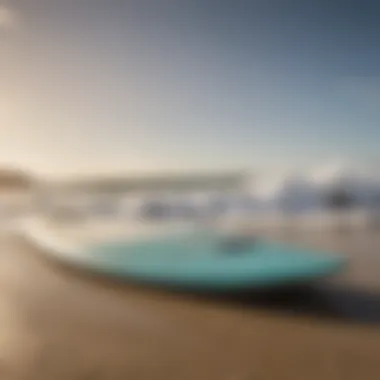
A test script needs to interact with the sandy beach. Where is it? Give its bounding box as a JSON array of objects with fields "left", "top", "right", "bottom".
[{"left": 0, "top": 222, "right": 380, "bottom": 379}]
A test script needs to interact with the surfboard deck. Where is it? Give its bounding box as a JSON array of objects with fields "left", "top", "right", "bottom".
[
  {"left": 18, "top": 220, "right": 347, "bottom": 291},
  {"left": 87, "top": 234, "right": 347, "bottom": 291}
]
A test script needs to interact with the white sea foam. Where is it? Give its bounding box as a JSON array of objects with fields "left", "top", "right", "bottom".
[{"left": 5, "top": 161, "right": 380, "bottom": 240}]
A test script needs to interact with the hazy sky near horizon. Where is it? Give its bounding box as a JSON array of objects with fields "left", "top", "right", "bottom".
[{"left": 1, "top": 0, "right": 380, "bottom": 176}]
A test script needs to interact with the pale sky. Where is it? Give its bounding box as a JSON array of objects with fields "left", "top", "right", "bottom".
[{"left": 1, "top": 1, "right": 380, "bottom": 177}]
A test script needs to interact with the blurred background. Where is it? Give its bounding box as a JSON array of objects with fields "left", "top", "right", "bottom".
[{"left": 1, "top": 1, "right": 380, "bottom": 379}]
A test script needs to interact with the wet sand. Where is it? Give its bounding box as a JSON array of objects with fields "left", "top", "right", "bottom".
[{"left": 1, "top": 230, "right": 380, "bottom": 379}]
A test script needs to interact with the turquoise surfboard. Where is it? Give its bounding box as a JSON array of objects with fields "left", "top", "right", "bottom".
[
  {"left": 87, "top": 232, "right": 347, "bottom": 291},
  {"left": 19, "top": 222, "right": 347, "bottom": 291}
]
